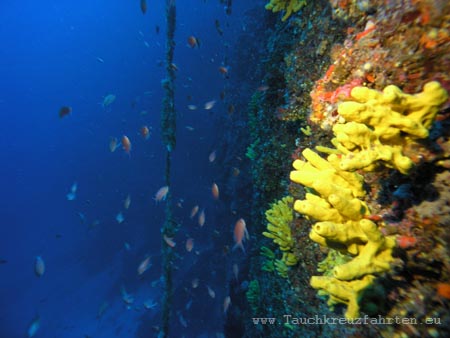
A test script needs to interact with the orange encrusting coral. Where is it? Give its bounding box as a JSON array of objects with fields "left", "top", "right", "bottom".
[{"left": 436, "top": 283, "right": 450, "bottom": 300}]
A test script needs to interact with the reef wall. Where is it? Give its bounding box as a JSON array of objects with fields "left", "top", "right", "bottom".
[{"left": 243, "top": 0, "right": 450, "bottom": 337}]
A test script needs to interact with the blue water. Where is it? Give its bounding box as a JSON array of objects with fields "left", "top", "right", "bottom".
[{"left": 0, "top": 1, "right": 262, "bottom": 337}]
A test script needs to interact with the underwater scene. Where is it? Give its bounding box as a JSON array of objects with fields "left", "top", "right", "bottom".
[{"left": 1, "top": 0, "right": 450, "bottom": 337}]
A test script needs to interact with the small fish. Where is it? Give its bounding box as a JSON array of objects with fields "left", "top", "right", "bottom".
[
  {"left": 140, "top": 0, "right": 147, "bottom": 14},
  {"left": 257, "top": 85, "right": 269, "bottom": 92},
  {"left": 122, "top": 135, "right": 132, "bottom": 154},
  {"left": 154, "top": 186, "right": 169, "bottom": 202},
  {"left": 227, "top": 104, "right": 235, "bottom": 115},
  {"left": 191, "top": 278, "right": 199, "bottom": 288},
  {"left": 190, "top": 205, "right": 199, "bottom": 218},
  {"left": 164, "top": 235, "right": 176, "bottom": 248},
  {"left": 66, "top": 182, "right": 77, "bottom": 201},
  {"left": 233, "top": 218, "right": 249, "bottom": 253},
  {"left": 204, "top": 100, "right": 216, "bottom": 110},
  {"left": 96, "top": 57, "right": 104, "bottom": 63},
  {"left": 233, "top": 263, "right": 239, "bottom": 281},
  {"left": 137, "top": 256, "right": 151, "bottom": 275},
  {"left": 187, "top": 104, "right": 197, "bottom": 110},
  {"left": 27, "top": 316, "right": 40, "bottom": 337},
  {"left": 206, "top": 285, "right": 215, "bottom": 299},
  {"left": 143, "top": 41, "right": 150, "bottom": 48},
  {"left": 185, "top": 238, "right": 194, "bottom": 252},
  {"left": 101, "top": 94, "right": 116, "bottom": 108},
  {"left": 220, "top": 91, "right": 226, "bottom": 100},
  {"left": 212, "top": 183, "right": 219, "bottom": 200},
  {"left": 218, "top": 66, "right": 229, "bottom": 76},
  {"left": 59, "top": 106, "right": 72, "bottom": 118},
  {"left": 223, "top": 296, "right": 231, "bottom": 313},
  {"left": 89, "top": 220, "right": 100, "bottom": 229},
  {"left": 144, "top": 299, "right": 157, "bottom": 309},
  {"left": 176, "top": 198, "right": 184, "bottom": 208},
  {"left": 124, "top": 194, "right": 131, "bottom": 209},
  {"left": 116, "top": 212, "right": 125, "bottom": 224},
  {"left": 97, "top": 301, "right": 109, "bottom": 319},
  {"left": 209, "top": 150, "right": 216, "bottom": 162},
  {"left": 178, "top": 312, "right": 188, "bottom": 328},
  {"left": 185, "top": 126, "right": 195, "bottom": 131},
  {"left": 215, "top": 19, "right": 224, "bottom": 36},
  {"left": 187, "top": 35, "right": 200, "bottom": 48},
  {"left": 232, "top": 167, "right": 240, "bottom": 177},
  {"left": 155, "top": 25, "right": 160, "bottom": 34},
  {"left": 198, "top": 209, "right": 205, "bottom": 227},
  {"left": 78, "top": 212, "right": 86, "bottom": 224},
  {"left": 141, "top": 126, "right": 151, "bottom": 140},
  {"left": 120, "top": 286, "right": 134, "bottom": 304},
  {"left": 124, "top": 242, "right": 131, "bottom": 251},
  {"left": 109, "top": 137, "right": 120, "bottom": 152},
  {"left": 35, "top": 256, "right": 45, "bottom": 277}
]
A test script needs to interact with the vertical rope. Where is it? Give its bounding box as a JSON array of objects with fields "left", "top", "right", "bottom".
[
  {"left": 160, "top": 1, "right": 176, "bottom": 337},
  {"left": 161, "top": 0, "right": 177, "bottom": 152}
]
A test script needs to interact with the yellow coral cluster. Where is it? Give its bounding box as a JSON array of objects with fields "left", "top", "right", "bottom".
[
  {"left": 290, "top": 148, "right": 396, "bottom": 319},
  {"left": 265, "top": 0, "right": 307, "bottom": 21},
  {"left": 331, "top": 82, "right": 448, "bottom": 174},
  {"left": 288, "top": 82, "right": 448, "bottom": 318},
  {"left": 263, "top": 196, "right": 298, "bottom": 272}
]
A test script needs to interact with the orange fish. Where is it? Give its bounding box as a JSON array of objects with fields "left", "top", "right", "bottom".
[
  {"left": 233, "top": 218, "right": 249, "bottom": 253},
  {"left": 154, "top": 186, "right": 169, "bottom": 202},
  {"left": 190, "top": 205, "right": 199, "bottom": 218},
  {"left": 187, "top": 35, "right": 199, "bottom": 48},
  {"left": 141, "top": 125, "right": 150, "bottom": 139},
  {"left": 198, "top": 209, "right": 206, "bottom": 227},
  {"left": 140, "top": 0, "right": 147, "bottom": 14},
  {"left": 212, "top": 183, "right": 219, "bottom": 200},
  {"left": 163, "top": 235, "right": 176, "bottom": 248},
  {"left": 218, "top": 66, "right": 229, "bottom": 76},
  {"left": 185, "top": 238, "right": 194, "bottom": 252},
  {"left": 122, "top": 135, "right": 132, "bottom": 154},
  {"left": 59, "top": 106, "right": 72, "bottom": 118}
]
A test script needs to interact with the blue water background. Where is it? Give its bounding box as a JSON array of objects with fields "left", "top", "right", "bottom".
[{"left": 0, "top": 0, "right": 263, "bottom": 337}]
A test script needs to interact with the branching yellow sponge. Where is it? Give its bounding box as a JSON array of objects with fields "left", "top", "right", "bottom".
[
  {"left": 311, "top": 275, "right": 375, "bottom": 320},
  {"left": 290, "top": 148, "right": 395, "bottom": 319},
  {"left": 263, "top": 196, "right": 299, "bottom": 272},
  {"left": 265, "top": 0, "right": 307, "bottom": 21},
  {"left": 333, "top": 81, "right": 448, "bottom": 174}
]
